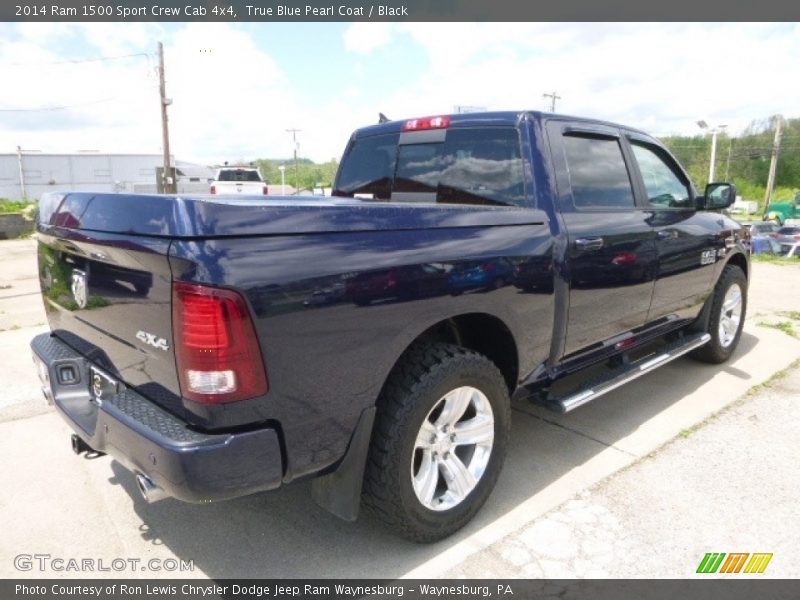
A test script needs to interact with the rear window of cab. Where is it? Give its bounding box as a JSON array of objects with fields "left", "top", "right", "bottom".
[{"left": 333, "top": 127, "right": 525, "bottom": 207}]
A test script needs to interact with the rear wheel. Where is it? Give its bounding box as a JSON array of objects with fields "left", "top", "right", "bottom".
[
  {"left": 691, "top": 265, "right": 747, "bottom": 363},
  {"left": 363, "top": 343, "right": 510, "bottom": 542}
]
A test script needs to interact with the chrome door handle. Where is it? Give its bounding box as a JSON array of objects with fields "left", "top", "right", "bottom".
[
  {"left": 574, "top": 237, "right": 604, "bottom": 251},
  {"left": 657, "top": 229, "right": 676, "bottom": 240}
]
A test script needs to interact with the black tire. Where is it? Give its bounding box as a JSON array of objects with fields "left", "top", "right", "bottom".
[
  {"left": 691, "top": 265, "right": 747, "bottom": 364},
  {"left": 363, "top": 343, "right": 511, "bottom": 543}
]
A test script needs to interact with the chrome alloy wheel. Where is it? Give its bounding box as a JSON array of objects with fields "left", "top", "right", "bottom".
[
  {"left": 411, "top": 386, "right": 495, "bottom": 511},
  {"left": 719, "top": 283, "right": 743, "bottom": 348}
]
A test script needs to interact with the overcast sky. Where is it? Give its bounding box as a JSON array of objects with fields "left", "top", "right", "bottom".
[{"left": 0, "top": 22, "right": 798, "bottom": 164}]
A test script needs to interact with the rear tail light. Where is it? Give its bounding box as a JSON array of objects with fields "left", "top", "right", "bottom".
[
  {"left": 210, "top": 184, "right": 217, "bottom": 194},
  {"left": 402, "top": 115, "right": 451, "bottom": 131},
  {"left": 263, "top": 185, "right": 269, "bottom": 195},
  {"left": 172, "top": 282, "right": 268, "bottom": 404}
]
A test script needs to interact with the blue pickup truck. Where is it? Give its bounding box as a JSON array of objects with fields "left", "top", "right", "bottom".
[{"left": 31, "top": 111, "right": 748, "bottom": 542}]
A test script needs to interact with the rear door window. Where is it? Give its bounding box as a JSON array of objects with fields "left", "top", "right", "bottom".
[{"left": 562, "top": 135, "right": 635, "bottom": 209}]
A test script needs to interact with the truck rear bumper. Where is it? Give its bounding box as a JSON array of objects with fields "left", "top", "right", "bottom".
[{"left": 30, "top": 333, "right": 284, "bottom": 503}]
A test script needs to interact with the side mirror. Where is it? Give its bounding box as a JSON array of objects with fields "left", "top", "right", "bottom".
[{"left": 703, "top": 182, "right": 737, "bottom": 210}]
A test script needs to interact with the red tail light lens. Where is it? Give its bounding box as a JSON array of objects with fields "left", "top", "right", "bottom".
[
  {"left": 210, "top": 184, "right": 217, "bottom": 194},
  {"left": 262, "top": 185, "right": 269, "bottom": 195},
  {"left": 172, "top": 282, "right": 268, "bottom": 404}
]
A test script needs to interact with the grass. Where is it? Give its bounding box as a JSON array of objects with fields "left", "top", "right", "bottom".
[
  {"left": 677, "top": 357, "right": 800, "bottom": 439},
  {"left": 779, "top": 311, "right": 800, "bottom": 321},
  {"left": 751, "top": 254, "right": 800, "bottom": 265},
  {"left": 0, "top": 199, "right": 34, "bottom": 214},
  {"left": 756, "top": 320, "right": 797, "bottom": 338}
]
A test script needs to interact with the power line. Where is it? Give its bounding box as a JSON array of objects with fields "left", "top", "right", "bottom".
[
  {"left": 0, "top": 97, "right": 121, "bottom": 112},
  {"left": 4, "top": 52, "right": 152, "bottom": 67}
]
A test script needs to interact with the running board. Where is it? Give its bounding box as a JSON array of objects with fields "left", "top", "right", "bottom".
[{"left": 545, "top": 332, "right": 711, "bottom": 414}]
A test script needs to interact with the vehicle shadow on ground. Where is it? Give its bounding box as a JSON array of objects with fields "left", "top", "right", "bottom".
[{"left": 108, "top": 332, "right": 759, "bottom": 578}]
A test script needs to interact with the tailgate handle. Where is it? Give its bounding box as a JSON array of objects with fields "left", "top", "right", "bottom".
[{"left": 575, "top": 237, "right": 604, "bottom": 251}]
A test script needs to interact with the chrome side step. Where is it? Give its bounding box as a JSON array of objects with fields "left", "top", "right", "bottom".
[{"left": 546, "top": 332, "right": 711, "bottom": 414}]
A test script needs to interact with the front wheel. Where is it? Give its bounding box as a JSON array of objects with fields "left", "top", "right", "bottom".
[
  {"left": 363, "top": 343, "right": 510, "bottom": 542},
  {"left": 691, "top": 265, "right": 747, "bottom": 363}
]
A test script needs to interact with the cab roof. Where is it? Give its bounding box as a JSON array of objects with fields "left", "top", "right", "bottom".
[{"left": 352, "top": 110, "right": 651, "bottom": 139}]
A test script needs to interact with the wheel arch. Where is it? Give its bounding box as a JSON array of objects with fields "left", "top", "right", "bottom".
[
  {"left": 724, "top": 250, "right": 749, "bottom": 283},
  {"left": 390, "top": 312, "right": 520, "bottom": 394}
]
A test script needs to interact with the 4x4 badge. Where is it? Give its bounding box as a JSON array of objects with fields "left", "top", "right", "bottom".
[{"left": 136, "top": 331, "right": 170, "bottom": 351}]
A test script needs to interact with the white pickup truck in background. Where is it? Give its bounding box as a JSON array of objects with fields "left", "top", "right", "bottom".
[{"left": 210, "top": 167, "right": 268, "bottom": 195}]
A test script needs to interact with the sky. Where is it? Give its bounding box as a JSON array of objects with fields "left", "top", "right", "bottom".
[{"left": 0, "top": 22, "right": 798, "bottom": 165}]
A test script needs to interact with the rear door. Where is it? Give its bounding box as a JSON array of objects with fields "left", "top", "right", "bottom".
[
  {"left": 623, "top": 133, "right": 718, "bottom": 322},
  {"left": 547, "top": 121, "right": 658, "bottom": 356}
]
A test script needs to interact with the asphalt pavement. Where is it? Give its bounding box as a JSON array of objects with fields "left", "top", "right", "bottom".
[{"left": 1, "top": 238, "right": 798, "bottom": 579}]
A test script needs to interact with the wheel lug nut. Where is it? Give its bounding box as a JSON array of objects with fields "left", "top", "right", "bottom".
[{"left": 450, "top": 434, "right": 456, "bottom": 442}]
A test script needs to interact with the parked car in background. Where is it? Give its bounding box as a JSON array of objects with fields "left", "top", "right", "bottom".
[
  {"left": 210, "top": 167, "right": 268, "bottom": 195},
  {"left": 741, "top": 221, "right": 782, "bottom": 254},
  {"left": 773, "top": 226, "right": 800, "bottom": 256}
]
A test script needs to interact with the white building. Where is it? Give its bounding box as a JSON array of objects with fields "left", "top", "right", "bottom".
[{"left": 0, "top": 152, "right": 214, "bottom": 200}]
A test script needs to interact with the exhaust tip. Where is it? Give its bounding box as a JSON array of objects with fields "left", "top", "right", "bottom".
[
  {"left": 135, "top": 473, "right": 168, "bottom": 504},
  {"left": 71, "top": 433, "right": 88, "bottom": 455}
]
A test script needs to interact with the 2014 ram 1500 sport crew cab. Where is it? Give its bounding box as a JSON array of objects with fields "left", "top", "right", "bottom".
[{"left": 32, "top": 111, "right": 748, "bottom": 542}]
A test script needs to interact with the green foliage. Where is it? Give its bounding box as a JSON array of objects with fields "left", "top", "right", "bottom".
[
  {"left": 0, "top": 199, "right": 34, "bottom": 214},
  {"left": 660, "top": 116, "right": 800, "bottom": 210},
  {"left": 254, "top": 158, "right": 339, "bottom": 194}
]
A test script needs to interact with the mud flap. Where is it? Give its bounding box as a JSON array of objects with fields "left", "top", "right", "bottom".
[{"left": 311, "top": 406, "right": 376, "bottom": 522}]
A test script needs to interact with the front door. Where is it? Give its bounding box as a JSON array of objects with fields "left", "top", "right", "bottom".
[
  {"left": 547, "top": 121, "right": 658, "bottom": 356},
  {"left": 624, "top": 135, "right": 719, "bottom": 322}
]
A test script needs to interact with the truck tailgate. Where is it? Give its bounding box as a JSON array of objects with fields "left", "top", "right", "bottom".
[{"left": 36, "top": 227, "right": 183, "bottom": 418}]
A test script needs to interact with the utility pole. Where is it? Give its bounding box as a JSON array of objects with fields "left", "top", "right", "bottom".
[
  {"left": 724, "top": 136, "right": 734, "bottom": 181},
  {"left": 764, "top": 115, "right": 783, "bottom": 209},
  {"left": 542, "top": 91, "right": 561, "bottom": 113},
  {"left": 158, "top": 41, "right": 175, "bottom": 194},
  {"left": 16, "top": 145, "right": 26, "bottom": 200},
  {"left": 286, "top": 128, "right": 301, "bottom": 192}
]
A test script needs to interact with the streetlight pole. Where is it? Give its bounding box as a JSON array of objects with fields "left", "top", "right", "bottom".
[{"left": 697, "top": 121, "right": 726, "bottom": 183}]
